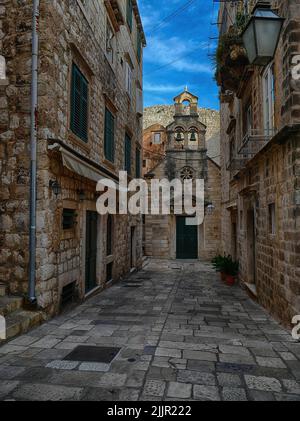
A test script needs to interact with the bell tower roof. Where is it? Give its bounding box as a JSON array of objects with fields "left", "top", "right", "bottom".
[{"left": 174, "top": 89, "right": 198, "bottom": 105}]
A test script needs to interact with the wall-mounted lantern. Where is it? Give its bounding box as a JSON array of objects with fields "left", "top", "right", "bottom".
[
  {"left": 242, "top": 3, "right": 284, "bottom": 66},
  {"left": 205, "top": 203, "right": 215, "bottom": 216},
  {"left": 49, "top": 180, "right": 61, "bottom": 197}
]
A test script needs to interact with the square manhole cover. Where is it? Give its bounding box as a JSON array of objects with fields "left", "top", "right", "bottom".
[
  {"left": 122, "top": 285, "right": 142, "bottom": 288},
  {"left": 64, "top": 346, "right": 121, "bottom": 363}
]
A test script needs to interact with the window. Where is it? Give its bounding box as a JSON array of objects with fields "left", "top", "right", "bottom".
[
  {"left": 137, "top": 31, "right": 142, "bottom": 63},
  {"left": 153, "top": 132, "right": 161, "bottom": 144},
  {"left": 104, "top": 107, "right": 115, "bottom": 162},
  {"left": 125, "top": 133, "right": 132, "bottom": 175},
  {"left": 106, "top": 19, "right": 115, "bottom": 64},
  {"left": 243, "top": 102, "right": 253, "bottom": 137},
  {"left": 126, "top": 0, "right": 133, "bottom": 31},
  {"left": 125, "top": 62, "right": 133, "bottom": 97},
  {"left": 136, "top": 148, "right": 141, "bottom": 178},
  {"left": 107, "top": 215, "right": 113, "bottom": 256},
  {"left": 63, "top": 209, "right": 77, "bottom": 230},
  {"left": 70, "top": 63, "right": 89, "bottom": 142},
  {"left": 263, "top": 64, "right": 275, "bottom": 136},
  {"left": 268, "top": 203, "right": 276, "bottom": 235},
  {"left": 143, "top": 160, "right": 147, "bottom": 168}
]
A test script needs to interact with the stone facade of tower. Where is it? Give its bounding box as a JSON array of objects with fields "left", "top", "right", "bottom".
[{"left": 143, "top": 90, "right": 221, "bottom": 261}]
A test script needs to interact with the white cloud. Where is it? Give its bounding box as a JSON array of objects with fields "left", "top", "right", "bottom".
[
  {"left": 144, "top": 82, "right": 193, "bottom": 93},
  {"left": 144, "top": 35, "right": 212, "bottom": 75}
]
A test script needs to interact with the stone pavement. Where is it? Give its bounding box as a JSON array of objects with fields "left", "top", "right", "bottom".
[{"left": 0, "top": 259, "right": 300, "bottom": 401}]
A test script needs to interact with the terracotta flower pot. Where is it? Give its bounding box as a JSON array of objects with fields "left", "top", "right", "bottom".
[{"left": 226, "top": 275, "right": 235, "bottom": 286}]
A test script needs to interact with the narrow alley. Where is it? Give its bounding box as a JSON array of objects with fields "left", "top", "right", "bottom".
[{"left": 0, "top": 260, "right": 299, "bottom": 401}]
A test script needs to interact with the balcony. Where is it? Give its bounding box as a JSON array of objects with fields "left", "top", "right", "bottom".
[
  {"left": 238, "top": 128, "right": 277, "bottom": 157},
  {"left": 226, "top": 158, "right": 248, "bottom": 172}
]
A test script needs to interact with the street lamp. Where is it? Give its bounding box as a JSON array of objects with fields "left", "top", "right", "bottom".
[
  {"left": 205, "top": 203, "right": 215, "bottom": 216},
  {"left": 49, "top": 180, "right": 61, "bottom": 197},
  {"left": 242, "top": 2, "right": 284, "bottom": 66}
]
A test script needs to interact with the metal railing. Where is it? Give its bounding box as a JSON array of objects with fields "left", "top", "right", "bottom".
[{"left": 238, "top": 127, "right": 277, "bottom": 156}]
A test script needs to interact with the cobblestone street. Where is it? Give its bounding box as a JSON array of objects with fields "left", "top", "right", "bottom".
[{"left": 0, "top": 260, "right": 300, "bottom": 401}]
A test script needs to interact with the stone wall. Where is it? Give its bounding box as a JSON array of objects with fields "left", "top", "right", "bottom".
[
  {"left": 0, "top": 0, "right": 144, "bottom": 315},
  {"left": 219, "top": 0, "right": 300, "bottom": 326}
]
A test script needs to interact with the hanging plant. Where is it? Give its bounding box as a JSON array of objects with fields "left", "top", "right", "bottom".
[{"left": 214, "top": 21, "right": 250, "bottom": 93}]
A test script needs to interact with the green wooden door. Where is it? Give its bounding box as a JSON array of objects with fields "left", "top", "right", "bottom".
[
  {"left": 176, "top": 216, "right": 198, "bottom": 259},
  {"left": 85, "top": 211, "right": 98, "bottom": 293}
]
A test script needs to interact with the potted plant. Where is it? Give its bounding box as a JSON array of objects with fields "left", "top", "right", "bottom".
[
  {"left": 223, "top": 256, "right": 239, "bottom": 286},
  {"left": 211, "top": 255, "right": 226, "bottom": 282},
  {"left": 214, "top": 18, "right": 250, "bottom": 93}
]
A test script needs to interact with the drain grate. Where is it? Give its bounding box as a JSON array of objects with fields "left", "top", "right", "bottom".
[
  {"left": 122, "top": 285, "right": 142, "bottom": 288},
  {"left": 64, "top": 346, "right": 121, "bottom": 363}
]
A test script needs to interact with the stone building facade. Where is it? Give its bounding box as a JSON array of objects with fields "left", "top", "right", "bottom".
[
  {"left": 0, "top": 0, "right": 145, "bottom": 317},
  {"left": 218, "top": 0, "right": 300, "bottom": 325},
  {"left": 143, "top": 90, "right": 221, "bottom": 261}
]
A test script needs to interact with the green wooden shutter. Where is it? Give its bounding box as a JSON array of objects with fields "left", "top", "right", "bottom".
[
  {"left": 70, "top": 63, "right": 88, "bottom": 142},
  {"left": 127, "top": 0, "right": 133, "bottom": 31},
  {"left": 104, "top": 107, "right": 115, "bottom": 162},
  {"left": 125, "top": 134, "right": 132, "bottom": 175},
  {"left": 136, "top": 148, "right": 141, "bottom": 178}
]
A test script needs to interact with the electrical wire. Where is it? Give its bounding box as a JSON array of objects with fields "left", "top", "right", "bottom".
[{"left": 147, "top": 0, "right": 198, "bottom": 36}]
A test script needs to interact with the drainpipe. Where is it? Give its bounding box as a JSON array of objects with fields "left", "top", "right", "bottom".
[{"left": 28, "top": 0, "right": 40, "bottom": 305}]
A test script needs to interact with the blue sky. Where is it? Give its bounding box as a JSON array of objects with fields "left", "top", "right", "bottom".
[{"left": 139, "top": 0, "right": 219, "bottom": 110}]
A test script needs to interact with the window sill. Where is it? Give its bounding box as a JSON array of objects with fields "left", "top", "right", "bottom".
[
  {"left": 102, "top": 158, "right": 116, "bottom": 172},
  {"left": 68, "top": 131, "right": 91, "bottom": 153}
]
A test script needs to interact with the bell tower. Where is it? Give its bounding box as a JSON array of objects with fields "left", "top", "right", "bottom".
[
  {"left": 174, "top": 87, "right": 199, "bottom": 116},
  {"left": 166, "top": 88, "right": 206, "bottom": 151}
]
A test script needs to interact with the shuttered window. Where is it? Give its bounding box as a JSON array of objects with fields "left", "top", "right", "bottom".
[
  {"left": 127, "top": 0, "right": 133, "bottom": 31},
  {"left": 104, "top": 107, "right": 115, "bottom": 162},
  {"left": 136, "top": 148, "right": 141, "bottom": 178},
  {"left": 70, "top": 63, "right": 88, "bottom": 142},
  {"left": 125, "top": 134, "right": 132, "bottom": 175}
]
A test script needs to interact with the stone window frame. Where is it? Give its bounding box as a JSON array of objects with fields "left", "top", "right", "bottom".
[
  {"left": 61, "top": 200, "right": 80, "bottom": 242},
  {"left": 105, "top": 16, "right": 116, "bottom": 67},
  {"left": 67, "top": 44, "right": 94, "bottom": 152}
]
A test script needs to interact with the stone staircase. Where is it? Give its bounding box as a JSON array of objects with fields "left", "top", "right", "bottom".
[{"left": 0, "top": 283, "right": 43, "bottom": 344}]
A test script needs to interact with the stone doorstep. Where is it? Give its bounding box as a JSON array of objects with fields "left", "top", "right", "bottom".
[
  {"left": 0, "top": 296, "right": 23, "bottom": 317},
  {"left": 0, "top": 309, "right": 43, "bottom": 343}
]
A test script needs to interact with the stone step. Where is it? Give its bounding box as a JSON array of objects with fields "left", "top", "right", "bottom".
[
  {"left": 0, "top": 296, "right": 23, "bottom": 317},
  {"left": 0, "top": 283, "right": 7, "bottom": 297},
  {"left": 0, "top": 309, "right": 43, "bottom": 343}
]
